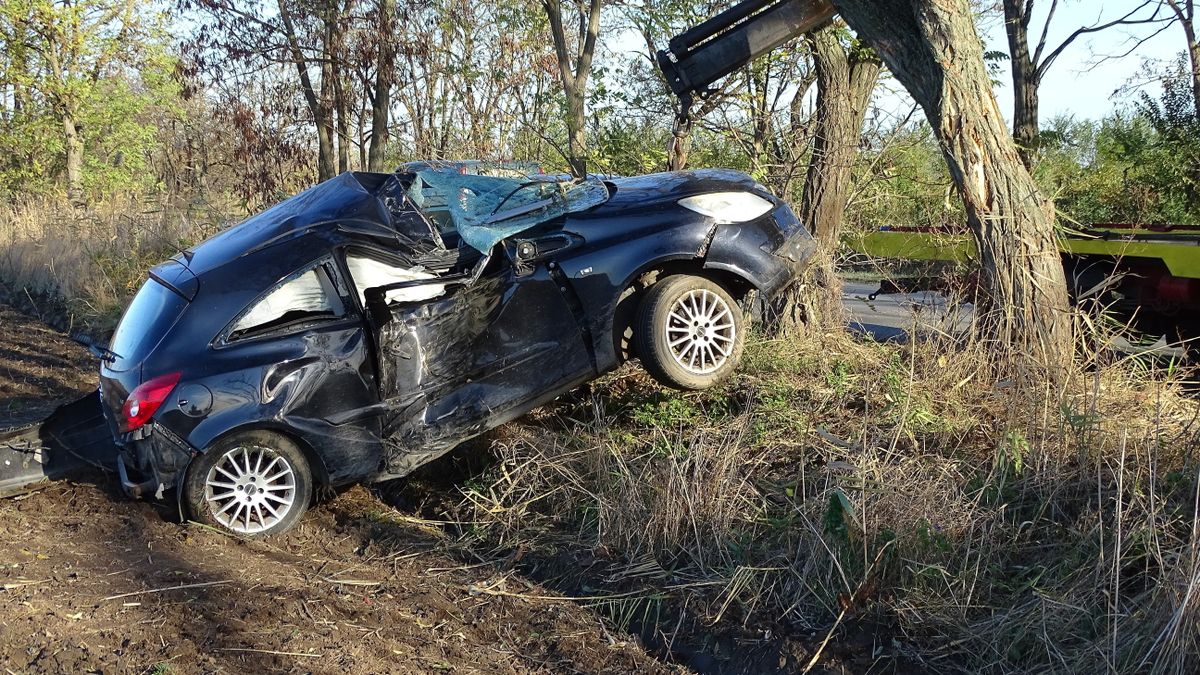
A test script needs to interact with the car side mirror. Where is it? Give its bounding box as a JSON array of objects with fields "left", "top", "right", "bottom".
[{"left": 505, "top": 233, "right": 582, "bottom": 276}]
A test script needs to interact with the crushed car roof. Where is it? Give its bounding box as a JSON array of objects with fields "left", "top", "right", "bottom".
[{"left": 179, "top": 170, "right": 613, "bottom": 277}]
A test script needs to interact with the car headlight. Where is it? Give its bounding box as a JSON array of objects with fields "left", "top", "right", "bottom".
[{"left": 677, "top": 191, "right": 774, "bottom": 223}]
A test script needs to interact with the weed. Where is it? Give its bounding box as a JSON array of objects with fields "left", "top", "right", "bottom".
[
  {"left": 0, "top": 195, "right": 233, "bottom": 336},
  {"left": 455, "top": 326, "right": 1200, "bottom": 673}
]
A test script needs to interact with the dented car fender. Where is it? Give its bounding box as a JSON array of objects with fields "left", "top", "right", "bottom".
[
  {"left": 553, "top": 217, "right": 713, "bottom": 372},
  {"left": 704, "top": 206, "right": 816, "bottom": 299}
]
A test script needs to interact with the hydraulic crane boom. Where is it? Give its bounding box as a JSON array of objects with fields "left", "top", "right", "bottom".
[{"left": 656, "top": 0, "right": 834, "bottom": 113}]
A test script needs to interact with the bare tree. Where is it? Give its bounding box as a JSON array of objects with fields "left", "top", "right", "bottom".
[
  {"left": 1002, "top": 0, "right": 1165, "bottom": 167},
  {"left": 189, "top": 0, "right": 349, "bottom": 181},
  {"left": 366, "top": 0, "right": 395, "bottom": 170},
  {"left": 541, "top": 0, "right": 602, "bottom": 177},
  {"left": 832, "top": 0, "right": 1072, "bottom": 368}
]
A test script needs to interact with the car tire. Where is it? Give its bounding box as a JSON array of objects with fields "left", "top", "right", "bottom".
[
  {"left": 635, "top": 275, "right": 745, "bottom": 390},
  {"left": 182, "top": 430, "right": 312, "bottom": 537}
]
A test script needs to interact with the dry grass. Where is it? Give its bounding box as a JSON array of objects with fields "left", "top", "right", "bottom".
[
  {"left": 454, "top": 324, "right": 1200, "bottom": 673},
  {"left": 0, "top": 197, "right": 232, "bottom": 335}
]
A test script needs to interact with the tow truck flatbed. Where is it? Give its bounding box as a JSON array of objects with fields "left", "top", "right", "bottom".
[{"left": 847, "top": 225, "right": 1200, "bottom": 280}]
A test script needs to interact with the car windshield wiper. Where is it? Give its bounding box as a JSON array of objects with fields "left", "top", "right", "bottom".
[
  {"left": 83, "top": 340, "right": 121, "bottom": 364},
  {"left": 487, "top": 181, "right": 566, "bottom": 225}
]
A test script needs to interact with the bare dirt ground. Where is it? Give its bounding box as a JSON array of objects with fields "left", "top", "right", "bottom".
[
  {"left": 0, "top": 483, "right": 676, "bottom": 674},
  {"left": 0, "top": 305, "right": 676, "bottom": 675}
]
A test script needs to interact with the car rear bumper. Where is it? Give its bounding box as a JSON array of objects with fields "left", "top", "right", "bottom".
[{"left": 115, "top": 422, "right": 195, "bottom": 499}]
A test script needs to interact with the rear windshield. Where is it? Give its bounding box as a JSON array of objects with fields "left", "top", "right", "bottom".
[{"left": 108, "top": 279, "right": 187, "bottom": 372}]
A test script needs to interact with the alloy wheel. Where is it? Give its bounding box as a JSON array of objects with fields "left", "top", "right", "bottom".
[
  {"left": 665, "top": 288, "right": 737, "bottom": 375},
  {"left": 204, "top": 445, "right": 297, "bottom": 535}
]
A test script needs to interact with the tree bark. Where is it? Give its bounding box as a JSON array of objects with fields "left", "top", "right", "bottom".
[
  {"left": 831, "top": 0, "right": 1072, "bottom": 371},
  {"left": 63, "top": 113, "right": 84, "bottom": 204},
  {"left": 322, "top": 6, "right": 344, "bottom": 177},
  {"left": 317, "top": 53, "right": 337, "bottom": 179},
  {"left": 1183, "top": 18, "right": 1200, "bottom": 121},
  {"left": 1003, "top": 0, "right": 1039, "bottom": 168},
  {"left": 801, "top": 25, "right": 880, "bottom": 249},
  {"left": 565, "top": 89, "right": 587, "bottom": 177},
  {"left": 368, "top": 0, "right": 395, "bottom": 171},
  {"left": 334, "top": 72, "right": 350, "bottom": 173},
  {"left": 769, "top": 27, "right": 878, "bottom": 337},
  {"left": 1165, "top": 1, "right": 1200, "bottom": 121}
]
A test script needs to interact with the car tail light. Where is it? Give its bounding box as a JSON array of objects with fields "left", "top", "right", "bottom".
[{"left": 120, "top": 372, "right": 182, "bottom": 433}]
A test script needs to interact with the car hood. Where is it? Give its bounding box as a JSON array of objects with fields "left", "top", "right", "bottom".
[{"left": 585, "top": 169, "right": 774, "bottom": 215}]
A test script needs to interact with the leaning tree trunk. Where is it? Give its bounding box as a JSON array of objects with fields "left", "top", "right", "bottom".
[
  {"left": 1183, "top": 19, "right": 1200, "bottom": 123},
  {"left": 831, "top": 0, "right": 1072, "bottom": 372}
]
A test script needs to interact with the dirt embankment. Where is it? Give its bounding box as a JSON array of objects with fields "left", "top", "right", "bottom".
[
  {"left": 0, "top": 304, "right": 97, "bottom": 430},
  {"left": 0, "top": 305, "right": 676, "bottom": 674},
  {"left": 0, "top": 482, "right": 675, "bottom": 674}
]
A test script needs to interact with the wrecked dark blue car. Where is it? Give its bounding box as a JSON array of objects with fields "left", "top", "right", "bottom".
[{"left": 98, "top": 168, "right": 815, "bottom": 535}]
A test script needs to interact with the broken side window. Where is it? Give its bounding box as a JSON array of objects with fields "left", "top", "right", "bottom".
[
  {"left": 229, "top": 266, "right": 344, "bottom": 339},
  {"left": 406, "top": 169, "right": 609, "bottom": 253},
  {"left": 344, "top": 253, "right": 446, "bottom": 306}
]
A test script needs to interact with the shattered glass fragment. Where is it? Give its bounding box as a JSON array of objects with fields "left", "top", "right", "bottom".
[{"left": 408, "top": 169, "right": 609, "bottom": 253}]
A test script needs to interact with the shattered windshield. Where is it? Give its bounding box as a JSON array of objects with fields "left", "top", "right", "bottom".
[{"left": 407, "top": 169, "right": 609, "bottom": 253}]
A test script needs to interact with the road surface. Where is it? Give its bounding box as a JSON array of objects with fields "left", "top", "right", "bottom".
[
  {"left": 844, "top": 279, "right": 1189, "bottom": 361},
  {"left": 842, "top": 279, "right": 971, "bottom": 342}
]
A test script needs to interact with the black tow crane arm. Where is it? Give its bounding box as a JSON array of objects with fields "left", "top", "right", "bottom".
[{"left": 656, "top": 0, "right": 834, "bottom": 119}]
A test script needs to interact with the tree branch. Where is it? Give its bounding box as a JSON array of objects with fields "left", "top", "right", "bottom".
[{"left": 1037, "top": 0, "right": 1167, "bottom": 78}]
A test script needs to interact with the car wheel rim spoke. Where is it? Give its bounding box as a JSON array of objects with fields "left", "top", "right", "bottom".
[
  {"left": 665, "top": 288, "right": 736, "bottom": 376},
  {"left": 204, "top": 444, "right": 297, "bottom": 534}
]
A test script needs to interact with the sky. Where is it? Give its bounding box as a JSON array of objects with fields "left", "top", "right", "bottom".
[
  {"left": 978, "top": 2, "right": 1186, "bottom": 122},
  {"left": 606, "top": 1, "right": 1193, "bottom": 126}
]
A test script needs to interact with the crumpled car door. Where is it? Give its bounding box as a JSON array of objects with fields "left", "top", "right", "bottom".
[{"left": 368, "top": 254, "right": 593, "bottom": 476}]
